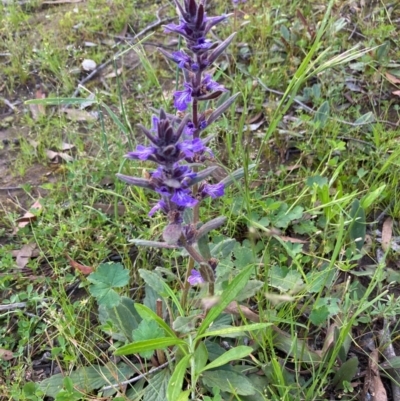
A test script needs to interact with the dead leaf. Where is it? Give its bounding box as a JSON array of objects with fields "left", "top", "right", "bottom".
[
  {"left": 29, "top": 89, "right": 46, "bottom": 121},
  {"left": 386, "top": 72, "right": 400, "bottom": 85},
  {"left": 277, "top": 235, "right": 307, "bottom": 244},
  {"left": 0, "top": 349, "right": 14, "bottom": 361},
  {"left": 66, "top": 254, "right": 94, "bottom": 275},
  {"left": 381, "top": 217, "right": 393, "bottom": 252},
  {"left": 15, "top": 243, "right": 38, "bottom": 269},
  {"left": 46, "top": 149, "right": 74, "bottom": 163},
  {"left": 369, "top": 349, "right": 388, "bottom": 401},
  {"left": 15, "top": 199, "right": 42, "bottom": 232},
  {"left": 62, "top": 108, "right": 98, "bottom": 122},
  {"left": 61, "top": 142, "right": 76, "bottom": 151},
  {"left": 392, "top": 90, "right": 400, "bottom": 97},
  {"left": 104, "top": 68, "right": 123, "bottom": 79}
]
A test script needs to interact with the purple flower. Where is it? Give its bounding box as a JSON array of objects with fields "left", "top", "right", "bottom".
[
  {"left": 191, "top": 37, "right": 213, "bottom": 52},
  {"left": 149, "top": 199, "right": 167, "bottom": 217},
  {"left": 201, "top": 182, "right": 225, "bottom": 199},
  {"left": 202, "top": 74, "right": 227, "bottom": 93},
  {"left": 172, "top": 51, "right": 191, "bottom": 69},
  {"left": 204, "top": 15, "right": 229, "bottom": 33},
  {"left": 179, "top": 137, "right": 206, "bottom": 158},
  {"left": 188, "top": 269, "right": 204, "bottom": 285},
  {"left": 174, "top": 83, "right": 193, "bottom": 111},
  {"left": 171, "top": 189, "right": 198, "bottom": 208},
  {"left": 126, "top": 145, "right": 156, "bottom": 161},
  {"left": 164, "top": 22, "right": 190, "bottom": 39}
]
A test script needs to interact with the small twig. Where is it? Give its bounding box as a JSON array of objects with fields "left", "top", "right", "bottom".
[
  {"left": 0, "top": 186, "right": 24, "bottom": 191},
  {"left": 100, "top": 358, "right": 174, "bottom": 391},
  {"left": 70, "top": 9, "right": 174, "bottom": 99},
  {"left": 0, "top": 299, "right": 49, "bottom": 312}
]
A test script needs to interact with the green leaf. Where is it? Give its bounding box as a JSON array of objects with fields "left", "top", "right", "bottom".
[
  {"left": 143, "top": 369, "right": 170, "bottom": 401},
  {"left": 25, "top": 97, "right": 94, "bottom": 105},
  {"left": 175, "top": 390, "right": 190, "bottom": 401},
  {"left": 361, "top": 184, "right": 386, "bottom": 209},
  {"left": 173, "top": 316, "right": 198, "bottom": 334},
  {"left": 236, "top": 280, "right": 264, "bottom": 302},
  {"left": 332, "top": 357, "right": 358, "bottom": 390},
  {"left": 306, "top": 175, "right": 328, "bottom": 188},
  {"left": 313, "top": 101, "right": 330, "bottom": 128},
  {"left": 135, "top": 304, "right": 177, "bottom": 339},
  {"left": 210, "top": 238, "right": 236, "bottom": 259},
  {"left": 199, "top": 323, "right": 271, "bottom": 340},
  {"left": 354, "top": 111, "right": 375, "bottom": 126},
  {"left": 115, "top": 337, "right": 186, "bottom": 356},
  {"left": 102, "top": 296, "right": 141, "bottom": 342},
  {"left": 132, "top": 320, "right": 165, "bottom": 359},
  {"left": 139, "top": 269, "right": 166, "bottom": 295},
  {"left": 309, "top": 305, "right": 329, "bottom": 325},
  {"left": 200, "top": 346, "right": 253, "bottom": 373},
  {"left": 102, "top": 103, "right": 129, "bottom": 135},
  {"left": 196, "top": 265, "right": 254, "bottom": 338},
  {"left": 201, "top": 370, "right": 255, "bottom": 396},
  {"left": 269, "top": 266, "right": 304, "bottom": 293},
  {"left": 349, "top": 199, "right": 366, "bottom": 251},
  {"left": 87, "top": 263, "right": 129, "bottom": 308},
  {"left": 39, "top": 363, "right": 132, "bottom": 397},
  {"left": 194, "top": 341, "right": 209, "bottom": 375},
  {"left": 167, "top": 355, "right": 191, "bottom": 401}
]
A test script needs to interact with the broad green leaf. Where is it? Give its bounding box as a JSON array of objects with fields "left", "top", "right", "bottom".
[
  {"left": 173, "top": 316, "right": 198, "bottom": 334},
  {"left": 349, "top": 199, "right": 366, "bottom": 251},
  {"left": 132, "top": 320, "right": 165, "bottom": 359},
  {"left": 167, "top": 355, "right": 191, "bottom": 401},
  {"left": 332, "top": 357, "right": 358, "bottom": 390},
  {"left": 114, "top": 337, "right": 186, "bottom": 356},
  {"left": 196, "top": 265, "right": 254, "bottom": 338},
  {"left": 199, "top": 323, "right": 271, "bottom": 339},
  {"left": 306, "top": 175, "right": 328, "bottom": 188},
  {"left": 269, "top": 266, "right": 304, "bottom": 293},
  {"left": 135, "top": 304, "right": 177, "bottom": 339},
  {"left": 143, "top": 369, "right": 170, "bottom": 401},
  {"left": 194, "top": 342, "right": 209, "bottom": 375},
  {"left": 175, "top": 390, "right": 190, "bottom": 401},
  {"left": 200, "top": 346, "right": 253, "bottom": 373},
  {"left": 309, "top": 305, "right": 329, "bottom": 325},
  {"left": 201, "top": 370, "right": 255, "bottom": 396},
  {"left": 236, "top": 280, "right": 264, "bottom": 302},
  {"left": 102, "top": 296, "right": 141, "bottom": 342},
  {"left": 354, "top": 111, "right": 375, "bottom": 126},
  {"left": 39, "top": 363, "right": 132, "bottom": 397},
  {"left": 210, "top": 238, "right": 236, "bottom": 259},
  {"left": 313, "top": 101, "right": 330, "bottom": 128},
  {"left": 87, "top": 263, "right": 129, "bottom": 308},
  {"left": 139, "top": 269, "right": 166, "bottom": 295}
]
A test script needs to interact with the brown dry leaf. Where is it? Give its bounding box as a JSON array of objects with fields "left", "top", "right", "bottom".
[
  {"left": 0, "top": 349, "right": 14, "bottom": 361},
  {"left": 381, "top": 217, "right": 393, "bottom": 252},
  {"left": 369, "top": 349, "right": 388, "bottom": 401},
  {"left": 392, "top": 90, "right": 400, "bottom": 97},
  {"left": 46, "top": 149, "right": 74, "bottom": 163},
  {"left": 386, "top": 72, "right": 400, "bottom": 85},
  {"left": 15, "top": 243, "right": 38, "bottom": 269},
  {"left": 104, "top": 68, "right": 123, "bottom": 79},
  {"left": 61, "top": 142, "right": 76, "bottom": 151},
  {"left": 278, "top": 236, "right": 307, "bottom": 244},
  {"left": 29, "top": 89, "right": 46, "bottom": 120},
  {"left": 66, "top": 254, "right": 94, "bottom": 275},
  {"left": 62, "top": 109, "right": 97, "bottom": 122},
  {"left": 15, "top": 199, "right": 42, "bottom": 232}
]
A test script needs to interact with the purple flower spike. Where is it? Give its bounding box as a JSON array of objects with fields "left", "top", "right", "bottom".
[
  {"left": 174, "top": 83, "right": 193, "bottom": 111},
  {"left": 201, "top": 182, "right": 225, "bottom": 199},
  {"left": 172, "top": 51, "right": 191, "bottom": 69},
  {"left": 171, "top": 189, "right": 198, "bottom": 208},
  {"left": 188, "top": 269, "right": 204, "bottom": 286},
  {"left": 202, "top": 74, "right": 227, "bottom": 93},
  {"left": 126, "top": 145, "right": 156, "bottom": 161}
]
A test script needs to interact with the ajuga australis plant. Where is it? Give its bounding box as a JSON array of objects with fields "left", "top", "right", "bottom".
[{"left": 117, "top": 0, "right": 240, "bottom": 306}]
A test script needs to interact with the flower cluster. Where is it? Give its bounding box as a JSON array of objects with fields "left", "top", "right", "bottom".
[{"left": 117, "top": 0, "right": 238, "bottom": 289}]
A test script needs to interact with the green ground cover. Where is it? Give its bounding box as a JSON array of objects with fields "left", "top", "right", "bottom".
[{"left": 1, "top": 0, "right": 400, "bottom": 400}]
